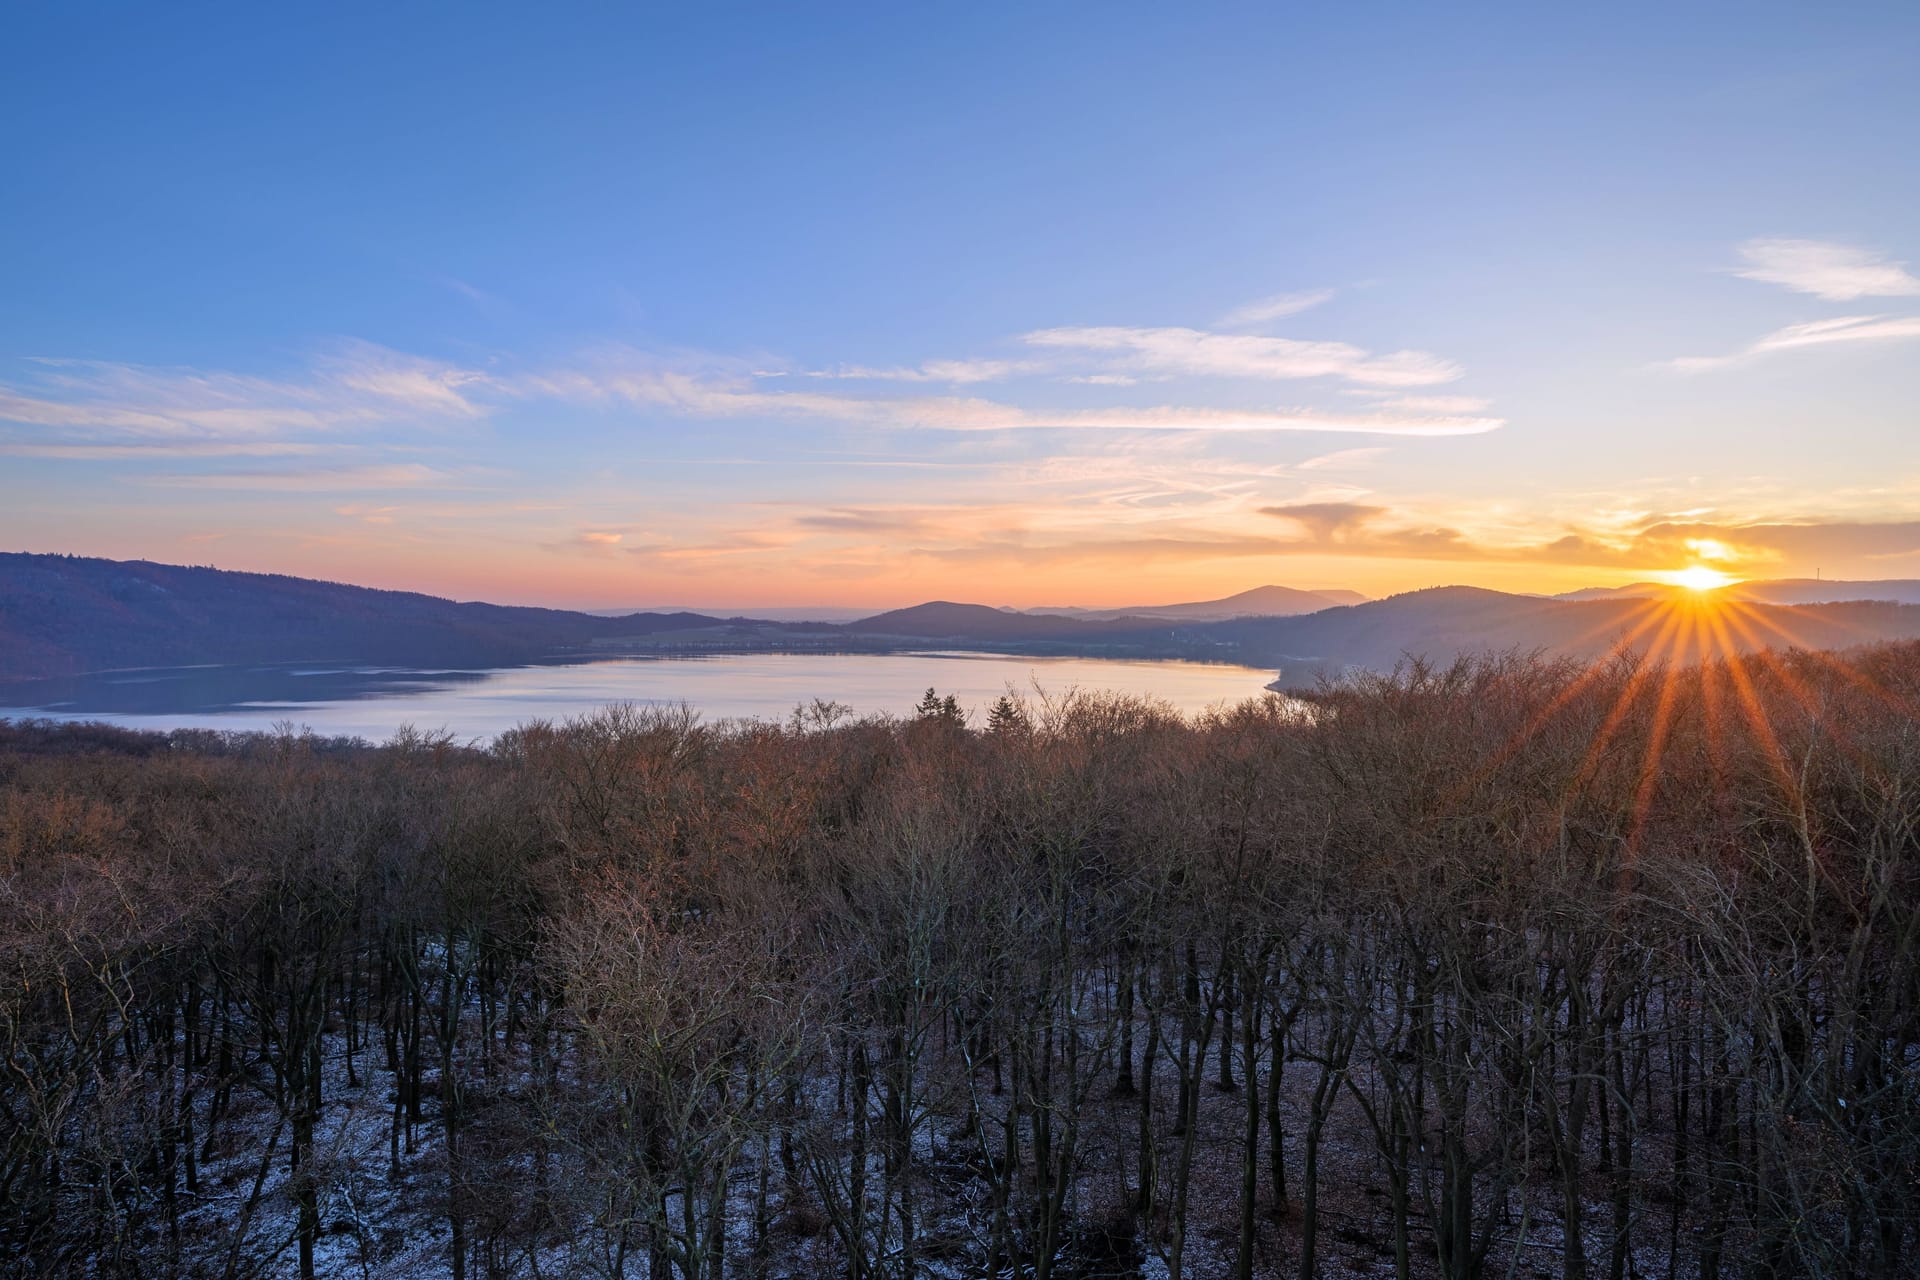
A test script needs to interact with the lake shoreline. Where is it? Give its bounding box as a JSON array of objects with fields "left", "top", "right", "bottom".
[{"left": 0, "top": 650, "right": 1286, "bottom": 743}]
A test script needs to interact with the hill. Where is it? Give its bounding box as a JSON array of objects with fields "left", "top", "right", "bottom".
[
  {"left": 816, "top": 587, "right": 1920, "bottom": 679},
  {"left": 1030, "top": 583, "right": 1366, "bottom": 621},
  {"left": 10, "top": 555, "right": 1920, "bottom": 690},
  {"left": 592, "top": 604, "right": 878, "bottom": 623},
  {"left": 1216, "top": 586, "right": 1920, "bottom": 684},
  {"left": 1558, "top": 578, "right": 1920, "bottom": 606},
  {"left": 845, "top": 600, "right": 1157, "bottom": 640},
  {"left": 0, "top": 553, "right": 726, "bottom": 680}
]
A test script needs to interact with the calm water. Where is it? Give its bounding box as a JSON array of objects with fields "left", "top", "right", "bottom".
[{"left": 0, "top": 652, "right": 1282, "bottom": 743}]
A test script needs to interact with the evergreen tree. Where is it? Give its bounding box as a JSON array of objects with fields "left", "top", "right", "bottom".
[{"left": 914, "top": 686, "right": 966, "bottom": 726}]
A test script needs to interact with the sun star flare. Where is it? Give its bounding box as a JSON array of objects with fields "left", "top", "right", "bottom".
[{"left": 1671, "top": 565, "right": 1735, "bottom": 593}]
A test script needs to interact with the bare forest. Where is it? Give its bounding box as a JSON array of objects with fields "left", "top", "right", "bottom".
[{"left": 3, "top": 643, "right": 1917, "bottom": 1280}]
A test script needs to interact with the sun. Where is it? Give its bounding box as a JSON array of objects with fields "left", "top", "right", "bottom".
[{"left": 1671, "top": 564, "right": 1734, "bottom": 592}]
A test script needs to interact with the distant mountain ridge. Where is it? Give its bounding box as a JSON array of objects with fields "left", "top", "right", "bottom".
[
  {"left": 1557, "top": 578, "right": 1920, "bottom": 606},
  {"left": 0, "top": 553, "right": 729, "bottom": 680},
  {"left": 591, "top": 605, "right": 878, "bottom": 623},
  {"left": 589, "top": 585, "right": 1373, "bottom": 627},
  {"left": 1211, "top": 586, "right": 1920, "bottom": 684},
  {"left": 7, "top": 554, "right": 1920, "bottom": 687},
  {"left": 1025, "top": 583, "right": 1367, "bottom": 621},
  {"left": 846, "top": 601, "right": 1168, "bottom": 640}
]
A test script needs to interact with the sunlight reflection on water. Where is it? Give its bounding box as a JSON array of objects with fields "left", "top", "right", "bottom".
[{"left": 0, "top": 651, "right": 1284, "bottom": 743}]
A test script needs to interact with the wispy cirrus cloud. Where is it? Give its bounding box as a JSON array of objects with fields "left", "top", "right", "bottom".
[
  {"left": 1253, "top": 500, "right": 1920, "bottom": 573},
  {"left": 1295, "top": 446, "right": 1389, "bottom": 471},
  {"left": 143, "top": 463, "right": 457, "bottom": 491},
  {"left": 909, "top": 532, "right": 1301, "bottom": 568},
  {"left": 335, "top": 503, "right": 398, "bottom": 525},
  {"left": 0, "top": 440, "right": 336, "bottom": 459},
  {"left": 640, "top": 385, "right": 1497, "bottom": 436},
  {"left": 539, "top": 528, "right": 632, "bottom": 556},
  {"left": 1663, "top": 238, "right": 1920, "bottom": 372},
  {"left": 321, "top": 344, "right": 492, "bottom": 418},
  {"left": 2, "top": 310, "right": 1496, "bottom": 480},
  {"left": 1734, "top": 238, "right": 1920, "bottom": 301},
  {"left": 511, "top": 348, "right": 1497, "bottom": 435},
  {"left": 612, "top": 486, "right": 1920, "bottom": 585},
  {"left": 1216, "top": 288, "right": 1335, "bottom": 328},
  {"left": 1668, "top": 314, "right": 1920, "bottom": 371},
  {"left": 0, "top": 342, "right": 492, "bottom": 442},
  {"left": 1381, "top": 395, "right": 1491, "bottom": 412},
  {"left": 801, "top": 358, "right": 1044, "bottom": 384},
  {"left": 791, "top": 507, "right": 943, "bottom": 534},
  {"left": 1346, "top": 390, "right": 1491, "bottom": 413},
  {"left": 1020, "top": 325, "right": 1462, "bottom": 387}
]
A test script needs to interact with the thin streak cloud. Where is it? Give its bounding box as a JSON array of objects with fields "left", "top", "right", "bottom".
[
  {"left": 1734, "top": 238, "right": 1920, "bottom": 301},
  {"left": 0, "top": 343, "right": 492, "bottom": 440},
  {"left": 1021, "top": 325, "right": 1462, "bottom": 387},
  {"left": 0, "top": 441, "right": 335, "bottom": 459},
  {"left": 541, "top": 365, "right": 1499, "bottom": 435},
  {"left": 1216, "top": 288, "right": 1336, "bottom": 328},
  {"left": 1669, "top": 314, "right": 1920, "bottom": 371},
  {"left": 801, "top": 359, "right": 1042, "bottom": 384},
  {"left": 143, "top": 463, "right": 456, "bottom": 491}
]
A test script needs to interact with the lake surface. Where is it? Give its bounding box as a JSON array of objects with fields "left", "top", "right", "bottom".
[{"left": 0, "top": 652, "right": 1282, "bottom": 743}]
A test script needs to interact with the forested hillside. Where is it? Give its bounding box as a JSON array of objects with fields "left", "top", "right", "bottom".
[
  {"left": 0, "top": 553, "right": 725, "bottom": 678},
  {"left": 1216, "top": 588, "right": 1920, "bottom": 680},
  {"left": 11, "top": 555, "right": 1920, "bottom": 690},
  {"left": 3, "top": 640, "right": 1917, "bottom": 1278}
]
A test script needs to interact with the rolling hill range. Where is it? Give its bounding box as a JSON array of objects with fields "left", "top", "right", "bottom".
[
  {"left": 0, "top": 553, "right": 733, "bottom": 679},
  {"left": 1024, "top": 584, "right": 1368, "bottom": 621},
  {"left": 1206, "top": 586, "right": 1920, "bottom": 683},
  {"left": 843, "top": 586, "right": 1920, "bottom": 682},
  {"left": 7, "top": 554, "right": 1920, "bottom": 687},
  {"left": 1557, "top": 578, "right": 1920, "bottom": 606},
  {"left": 844, "top": 600, "right": 1172, "bottom": 641}
]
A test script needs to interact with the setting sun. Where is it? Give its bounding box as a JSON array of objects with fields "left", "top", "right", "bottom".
[{"left": 1671, "top": 564, "right": 1735, "bottom": 592}]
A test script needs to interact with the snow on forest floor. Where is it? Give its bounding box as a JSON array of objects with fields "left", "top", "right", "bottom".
[
  {"left": 155, "top": 1015, "right": 1695, "bottom": 1280},
  {"left": 175, "top": 1048, "right": 459, "bottom": 1279}
]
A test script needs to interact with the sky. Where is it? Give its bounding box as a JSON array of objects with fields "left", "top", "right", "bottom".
[{"left": 3, "top": 2, "right": 1919, "bottom": 610}]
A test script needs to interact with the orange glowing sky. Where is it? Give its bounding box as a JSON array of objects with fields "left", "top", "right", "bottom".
[{"left": 4, "top": 8, "right": 1918, "bottom": 610}]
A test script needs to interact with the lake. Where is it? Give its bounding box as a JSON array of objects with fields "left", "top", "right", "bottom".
[{"left": 0, "top": 651, "right": 1283, "bottom": 743}]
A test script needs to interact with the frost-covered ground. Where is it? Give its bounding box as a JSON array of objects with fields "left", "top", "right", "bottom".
[{"left": 153, "top": 1008, "right": 1682, "bottom": 1280}]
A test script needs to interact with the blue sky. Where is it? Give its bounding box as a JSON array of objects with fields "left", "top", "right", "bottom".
[{"left": 4, "top": 3, "right": 1918, "bottom": 607}]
